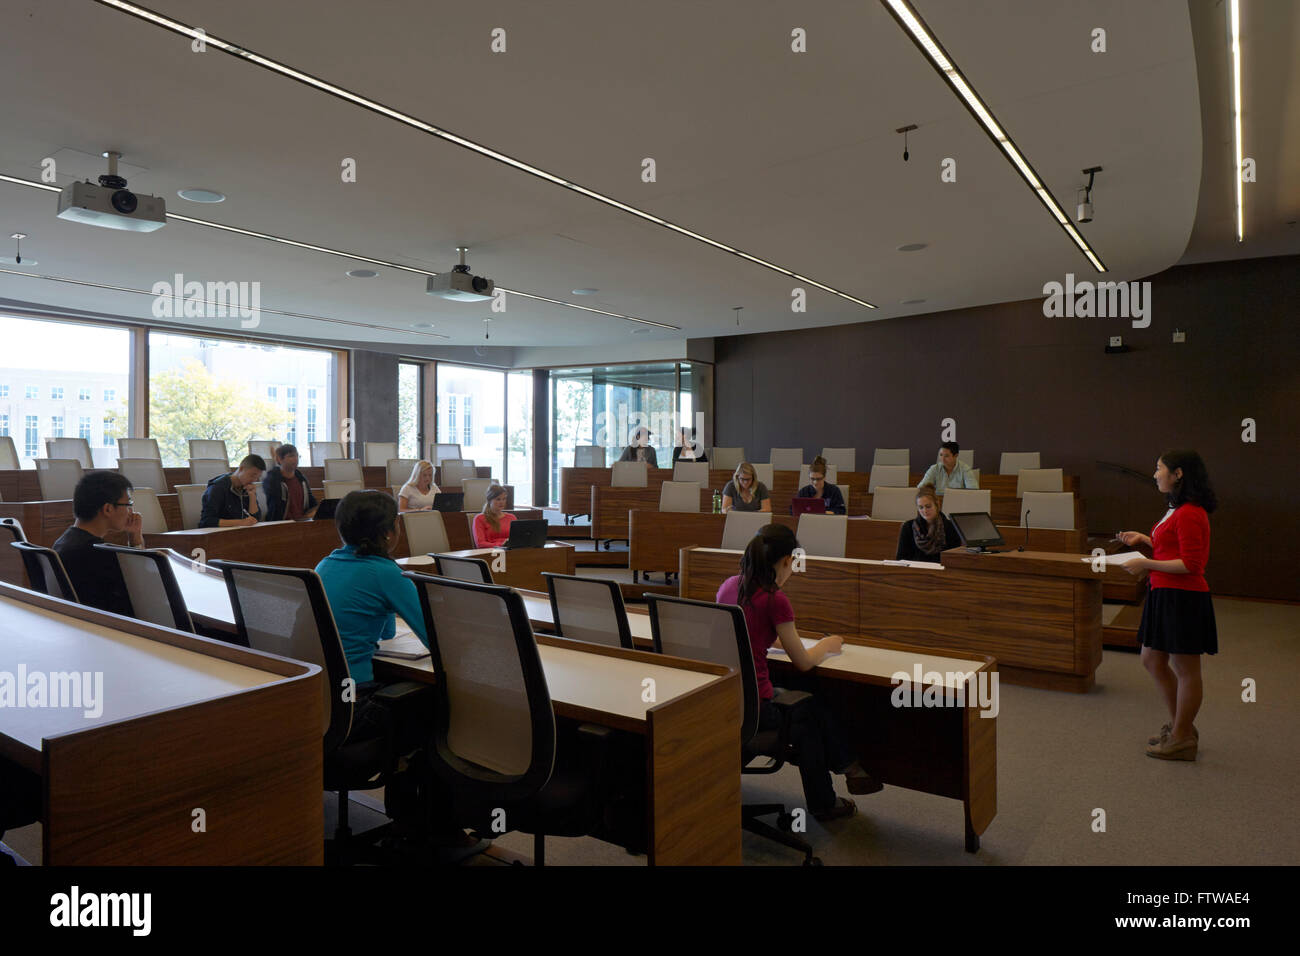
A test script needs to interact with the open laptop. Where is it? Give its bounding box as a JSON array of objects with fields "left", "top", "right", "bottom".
[
  {"left": 502, "top": 518, "right": 548, "bottom": 550},
  {"left": 949, "top": 512, "right": 1007, "bottom": 553},
  {"left": 312, "top": 498, "right": 340, "bottom": 520},
  {"left": 431, "top": 492, "right": 464, "bottom": 512},
  {"left": 790, "top": 497, "right": 827, "bottom": 518}
]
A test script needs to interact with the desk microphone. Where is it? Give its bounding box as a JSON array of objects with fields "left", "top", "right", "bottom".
[{"left": 1019, "top": 511, "right": 1031, "bottom": 552}]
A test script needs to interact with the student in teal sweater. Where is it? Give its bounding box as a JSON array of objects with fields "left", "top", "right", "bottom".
[{"left": 316, "top": 490, "right": 428, "bottom": 685}]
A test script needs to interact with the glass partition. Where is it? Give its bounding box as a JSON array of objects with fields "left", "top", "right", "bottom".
[{"left": 436, "top": 363, "right": 504, "bottom": 481}]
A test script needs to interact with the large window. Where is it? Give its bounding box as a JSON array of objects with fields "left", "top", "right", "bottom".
[
  {"left": 397, "top": 362, "right": 421, "bottom": 460},
  {"left": 0, "top": 315, "right": 131, "bottom": 467},
  {"left": 437, "top": 364, "right": 504, "bottom": 482},
  {"left": 148, "top": 332, "right": 335, "bottom": 466},
  {"left": 78, "top": 416, "right": 92, "bottom": 441},
  {"left": 507, "top": 370, "right": 534, "bottom": 506}
]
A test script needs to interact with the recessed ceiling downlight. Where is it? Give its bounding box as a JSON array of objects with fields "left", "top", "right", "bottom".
[
  {"left": 177, "top": 188, "right": 226, "bottom": 203},
  {"left": 347, "top": 269, "right": 379, "bottom": 278},
  {"left": 572, "top": 288, "right": 598, "bottom": 295},
  {"left": 901, "top": 298, "right": 926, "bottom": 305},
  {"left": 410, "top": 321, "right": 435, "bottom": 329},
  {"left": 897, "top": 243, "right": 928, "bottom": 252}
]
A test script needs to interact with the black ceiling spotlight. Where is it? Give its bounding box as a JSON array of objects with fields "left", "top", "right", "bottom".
[
  {"left": 897, "top": 124, "right": 918, "bottom": 161},
  {"left": 10, "top": 233, "right": 26, "bottom": 264},
  {"left": 1077, "top": 166, "right": 1103, "bottom": 223},
  {"left": 733, "top": 306, "right": 743, "bottom": 327}
]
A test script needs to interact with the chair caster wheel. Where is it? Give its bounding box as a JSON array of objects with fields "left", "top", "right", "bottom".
[{"left": 804, "top": 856, "right": 823, "bottom": 866}]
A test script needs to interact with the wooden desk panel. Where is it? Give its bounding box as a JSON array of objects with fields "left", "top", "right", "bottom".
[
  {"left": 145, "top": 519, "right": 343, "bottom": 569},
  {"left": 591, "top": 486, "right": 715, "bottom": 540}
]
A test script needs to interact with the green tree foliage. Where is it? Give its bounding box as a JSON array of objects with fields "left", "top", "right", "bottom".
[{"left": 150, "top": 360, "right": 284, "bottom": 466}]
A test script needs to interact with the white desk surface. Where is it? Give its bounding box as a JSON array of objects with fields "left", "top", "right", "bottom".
[
  {"left": 165, "top": 552, "right": 235, "bottom": 625},
  {"left": 692, "top": 547, "right": 945, "bottom": 571},
  {"left": 0, "top": 595, "right": 281, "bottom": 753},
  {"left": 785, "top": 638, "right": 985, "bottom": 687}
]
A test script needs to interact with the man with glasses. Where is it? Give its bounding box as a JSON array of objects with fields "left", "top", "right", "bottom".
[{"left": 51, "top": 471, "right": 143, "bottom": 615}]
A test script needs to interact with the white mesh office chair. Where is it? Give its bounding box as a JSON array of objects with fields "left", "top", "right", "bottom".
[
  {"left": 1016, "top": 468, "right": 1064, "bottom": 497},
  {"left": 45, "top": 437, "right": 93, "bottom": 467},
  {"left": 430, "top": 443, "right": 462, "bottom": 467},
  {"left": 868, "top": 464, "right": 908, "bottom": 493},
  {"left": 872, "top": 487, "right": 920, "bottom": 521},
  {"left": 795, "top": 514, "right": 848, "bottom": 558},
  {"left": 118, "top": 437, "right": 162, "bottom": 461},
  {"left": 130, "top": 488, "right": 169, "bottom": 534},
  {"left": 0, "top": 436, "right": 19, "bottom": 469},
  {"left": 721, "top": 511, "right": 770, "bottom": 550},
  {"left": 35, "top": 459, "right": 83, "bottom": 500},
  {"left": 672, "top": 461, "right": 709, "bottom": 485},
  {"left": 941, "top": 489, "right": 992, "bottom": 515},
  {"left": 574, "top": 445, "right": 606, "bottom": 468},
  {"left": 462, "top": 477, "right": 494, "bottom": 514},
  {"left": 323, "top": 479, "right": 364, "bottom": 499},
  {"left": 401, "top": 510, "right": 451, "bottom": 555},
  {"left": 769, "top": 448, "right": 803, "bottom": 471},
  {"left": 118, "top": 457, "right": 169, "bottom": 492},
  {"left": 610, "top": 461, "right": 648, "bottom": 487},
  {"left": 188, "top": 439, "right": 229, "bottom": 462},
  {"left": 751, "top": 463, "right": 775, "bottom": 489},
  {"left": 176, "top": 484, "right": 206, "bottom": 530},
  {"left": 873, "top": 448, "right": 910, "bottom": 470},
  {"left": 11, "top": 542, "right": 79, "bottom": 602},
  {"left": 363, "top": 442, "right": 398, "bottom": 467},
  {"left": 249, "top": 440, "right": 279, "bottom": 461},
  {"left": 324, "top": 458, "right": 364, "bottom": 482},
  {"left": 820, "top": 448, "right": 857, "bottom": 471},
  {"left": 543, "top": 572, "right": 634, "bottom": 649},
  {"left": 189, "top": 458, "right": 229, "bottom": 486},
  {"left": 658, "top": 480, "right": 701, "bottom": 514},
  {"left": 94, "top": 544, "right": 193, "bottom": 631},
  {"left": 1000, "top": 452, "right": 1041, "bottom": 475},
  {"left": 310, "top": 442, "right": 345, "bottom": 466},
  {"left": 709, "top": 447, "right": 745, "bottom": 472},
  {"left": 441, "top": 460, "right": 478, "bottom": 489},
  {"left": 387, "top": 458, "right": 419, "bottom": 488},
  {"left": 1021, "top": 492, "right": 1075, "bottom": 530},
  {"left": 431, "top": 553, "right": 493, "bottom": 584}
]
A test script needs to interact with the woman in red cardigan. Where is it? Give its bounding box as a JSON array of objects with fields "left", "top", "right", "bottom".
[
  {"left": 472, "top": 484, "right": 515, "bottom": 549},
  {"left": 1118, "top": 450, "right": 1218, "bottom": 761}
]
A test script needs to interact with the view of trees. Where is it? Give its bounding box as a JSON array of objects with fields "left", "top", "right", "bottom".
[{"left": 149, "top": 359, "right": 284, "bottom": 465}]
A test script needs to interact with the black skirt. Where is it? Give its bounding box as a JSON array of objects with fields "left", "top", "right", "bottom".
[{"left": 1138, "top": 587, "right": 1219, "bottom": 655}]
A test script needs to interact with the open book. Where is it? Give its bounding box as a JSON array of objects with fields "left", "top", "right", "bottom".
[
  {"left": 1082, "top": 551, "right": 1144, "bottom": 567},
  {"left": 378, "top": 618, "right": 430, "bottom": 659}
]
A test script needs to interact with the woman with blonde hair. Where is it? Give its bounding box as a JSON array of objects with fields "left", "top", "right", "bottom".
[
  {"left": 397, "top": 459, "right": 440, "bottom": 512},
  {"left": 472, "top": 483, "right": 515, "bottom": 548},
  {"left": 721, "top": 462, "right": 771, "bottom": 512},
  {"left": 895, "top": 485, "right": 960, "bottom": 563}
]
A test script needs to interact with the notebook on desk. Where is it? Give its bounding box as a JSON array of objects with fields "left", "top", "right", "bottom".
[{"left": 381, "top": 620, "right": 430, "bottom": 659}]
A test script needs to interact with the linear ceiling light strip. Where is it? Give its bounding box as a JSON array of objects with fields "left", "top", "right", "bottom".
[
  {"left": 92, "top": 0, "right": 876, "bottom": 309},
  {"left": 1229, "top": 0, "right": 1244, "bottom": 242},
  {"left": 882, "top": 0, "right": 1108, "bottom": 273},
  {"left": 2, "top": 172, "right": 680, "bottom": 331}
]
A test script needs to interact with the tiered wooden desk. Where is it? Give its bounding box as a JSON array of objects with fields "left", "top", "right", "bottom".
[
  {"left": 680, "top": 546, "right": 1104, "bottom": 692},
  {"left": 0, "top": 581, "right": 323, "bottom": 864},
  {"left": 398, "top": 542, "right": 575, "bottom": 593}
]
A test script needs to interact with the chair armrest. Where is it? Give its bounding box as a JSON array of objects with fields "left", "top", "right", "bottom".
[{"left": 373, "top": 681, "right": 429, "bottom": 702}]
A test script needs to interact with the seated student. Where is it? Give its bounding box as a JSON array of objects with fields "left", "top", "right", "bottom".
[
  {"left": 617, "top": 426, "right": 658, "bottom": 468},
  {"left": 896, "top": 485, "right": 961, "bottom": 563},
  {"left": 199, "top": 454, "right": 266, "bottom": 528},
  {"left": 672, "top": 427, "right": 708, "bottom": 463},
  {"left": 918, "top": 441, "right": 978, "bottom": 494},
  {"left": 796, "top": 456, "right": 846, "bottom": 514},
  {"left": 716, "top": 524, "right": 880, "bottom": 820},
  {"left": 51, "top": 471, "right": 143, "bottom": 616},
  {"left": 262, "top": 443, "right": 317, "bottom": 520},
  {"left": 722, "top": 461, "right": 771, "bottom": 512},
  {"left": 398, "top": 459, "right": 441, "bottom": 512},
  {"left": 471, "top": 484, "right": 515, "bottom": 548}
]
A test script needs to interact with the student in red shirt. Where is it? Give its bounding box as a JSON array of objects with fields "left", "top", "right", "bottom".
[
  {"left": 471, "top": 484, "right": 515, "bottom": 549},
  {"left": 716, "top": 523, "right": 881, "bottom": 821},
  {"left": 1118, "top": 450, "right": 1218, "bottom": 761}
]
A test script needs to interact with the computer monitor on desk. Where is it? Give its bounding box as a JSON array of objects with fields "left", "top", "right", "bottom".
[{"left": 950, "top": 512, "right": 1007, "bottom": 553}]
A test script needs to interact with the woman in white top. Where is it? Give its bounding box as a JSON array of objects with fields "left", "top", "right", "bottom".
[{"left": 398, "top": 460, "right": 441, "bottom": 511}]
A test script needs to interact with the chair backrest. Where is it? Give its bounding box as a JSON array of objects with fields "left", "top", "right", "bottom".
[
  {"left": 387, "top": 458, "right": 419, "bottom": 488},
  {"left": 324, "top": 458, "right": 364, "bottom": 482},
  {"left": 188, "top": 439, "right": 229, "bottom": 462},
  {"left": 873, "top": 448, "right": 910, "bottom": 469},
  {"left": 672, "top": 461, "right": 709, "bottom": 485},
  {"left": 0, "top": 436, "right": 18, "bottom": 469},
  {"left": 1016, "top": 467, "right": 1064, "bottom": 497},
  {"left": 610, "top": 461, "right": 648, "bottom": 488},
  {"left": 117, "top": 457, "right": 170, "bottom": 492},
  {"left": 189, "top": 458, "right": 229, "bottom": 486},
  {"left": 751, "top": 463, "right": 775, "bottom": 488},
  {"left": 795, "top": 514, "right": 848, "bottom": 558},
  {"left": 430, "top": 443, "right": 462, "bottom": 467},
  {"left": 35, "top": 459, "right": 84, "bottom": 500},
  {"left": 721, "top": 510, "right": 769, "bottom": 551},
  {"left": 659, "top": 480, "right": 701, "bottom": 513},
  {"left": 249, "top": 440, "right": 279, "bottom": 461},
  {"left": 769, "top": 448, "right": 803, "bottom": 470},
  {"left": 12, "top": 542, "right": 78, "bottom": 602},
  {"left": 95, "top": 544, "right": 191, "bottom": 632},
  {"left": 645, "top": 594, "right": 758, "bottom": 744},
  {"left": 118, "top": 437, "right": 162, "bottom": 461},
  {"left": 1000, "top": 451, "right": 1041, "bottom": 475},
  {"left": 432, "top": 553, "right": 493, "bottom": 583},
  {"left": 1021, "top": 492, "right": 1075, "bottom": 530},
  {"left": 821, "top": 447, "right": 856, "bottom": 471},
  {"left": 544, "top": 572, "right": 634, "bottom": 649},
  {"left": 709, "top": 447, "right": 745, "bottom": 472},
  {"left": 799, "top": 463, "right": 839, "bottom": 486},
  {"left": 212, "top": 560, "right": 350, "bottom": 749},
  {"left": 441, "top": 460, "right": 478, "bottom": 488},
  {"left": 305, "top": 441, "right": 341, "bottom": 466},
  {"left": 363, "top": 442, "right": 398, "bottom": 467},
  {"left": 323, "top": 479, "right": 364, "bottom": 499},
  {"left": 402, "top": 510, "right": 451, "bottom": 555},
  {"left": 130, "top": 487, "right": 169, "bottom": 534},
  {"left": 941, "top": 488, "right": 992, "bottom": 515},
  {"left": 872, "top": 486, "right": 920, "bottom": 521},
  {"left": 45, "top": 437, "right": 93, "bottom": 468},
  {"left": 461, "top": 477, "right": 493, "bottom": 513},
  {"left": 390, "top": 485, "right": 403, "bottom": 500},
  {"left": 176, "top": 484, "right": 206, "bottom": 530},
  {"left": 406, "top": 574, "right": 556, "bottom": 803},
  {"left": 957, "top": 448, "right": 975, "bottom": 467},
  {"left": 0, "top": 518, "right": 27, "bottom": 542},
  {"left": 868, "top": 464, "right": 909, "bottom": 493},
  {"left": 574, "top": 445, "right": 606, "bottom": 468}
]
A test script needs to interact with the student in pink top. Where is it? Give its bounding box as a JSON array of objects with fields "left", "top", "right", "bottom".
[
  {"left": 716, "top": 523, "right": 881, "bottom": 821},
  {"left": 471, "top": 484, "right": 515, "bottom": 549}
]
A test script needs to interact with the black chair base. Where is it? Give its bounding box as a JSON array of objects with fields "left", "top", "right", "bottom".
[{"left": 743, "top": 802, "right": 820, "bottom": 865}]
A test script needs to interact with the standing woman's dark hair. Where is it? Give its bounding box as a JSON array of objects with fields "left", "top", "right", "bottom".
[
  {"left": 738, "top": 523, "right": 799, "bottom": 605},
  {"left": 1161, "top": 449, "right": 1217, "bottom": 513},
  {"left": 335, "top": 490, "right": 398, "bottom": 557}
]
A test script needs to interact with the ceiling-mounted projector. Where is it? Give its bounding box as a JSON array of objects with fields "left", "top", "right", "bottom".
[
  {"left": 426, "top": 246, "right": 494, "bottom": 302},
  {"left": 56, "top": 150, "right": 165, "bottom": 233}
]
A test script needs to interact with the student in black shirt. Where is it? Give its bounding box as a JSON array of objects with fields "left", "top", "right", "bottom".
[
  {"left": 672, "top": 427, "right": 708, "bottom": 463},
  {"left": 51, "top": 471, "right": 143, "bottom": 616},
  {"left": 796, "top": 456, "right": 847, "bottom": 515},
  {"left": 896, "top": 485, "right": 961, "bottom": 563},
  {"left": 199, "top": 454, "right": 266, "bottom": 528}
]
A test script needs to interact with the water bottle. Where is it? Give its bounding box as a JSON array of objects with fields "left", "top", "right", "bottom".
[{"left": 712, "top": 489, "right": 722, "bottom": 514}]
